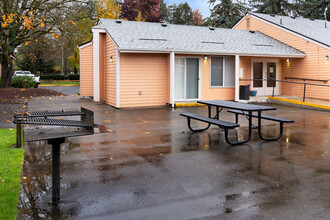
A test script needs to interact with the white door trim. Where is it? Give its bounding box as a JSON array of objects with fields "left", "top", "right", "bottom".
[
  {"left": 174, "top": 57, "right": 201, "bottom": 101},
  {"left": 251, "top": 58, "right": 280, "bottom": 96}
]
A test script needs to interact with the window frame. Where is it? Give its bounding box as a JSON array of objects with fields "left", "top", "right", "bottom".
[{"left": 210, "top": 56, "right": 235, "bottom": 88}]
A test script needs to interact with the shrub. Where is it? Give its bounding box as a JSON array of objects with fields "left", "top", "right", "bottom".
[
  {"left": 68, "top": 74, "right": 80, "bottom": 80},
  {"left": 40, "top": 75, "right": 65, "bottom": 80},
  {"left": 53, "top": 66, "right": 62, "bottom": 74},
  {"left": 11, "top": 76, "right": 37, "bottom": 88}
]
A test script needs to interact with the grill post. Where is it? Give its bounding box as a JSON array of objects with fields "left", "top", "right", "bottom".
[
  {"left": 48, "top": 138, "right": 65, "bottom": 206},
  {"left": 16, "top": 123, "right": 22, "bottom": 148}
]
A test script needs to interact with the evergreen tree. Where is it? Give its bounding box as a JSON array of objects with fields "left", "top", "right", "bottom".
[
  {"left": 208, "top": 0, "right": 248, "bottom": 28},
  {"left": 168, "top": 2, "right": 193, "bottom": 25},
  {"left": 249, "top": 0, "right": 293, "bottom": 15},
  {"left": 301, "top": 0, "right": 330, "bottom": 20}
]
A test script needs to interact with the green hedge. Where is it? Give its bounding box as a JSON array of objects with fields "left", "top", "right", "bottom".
[
  {"left": 40, "top": 75, "right": 65, "bottom": 80},
  {"left": 11, "top": 76, "right": 37, "bottom": 88},
  {"left": 68, "top": 74, "right": 80, "bottom": 80}
]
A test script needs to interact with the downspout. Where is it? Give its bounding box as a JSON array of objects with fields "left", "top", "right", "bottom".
[
  {"left": 170, "top": 51, "right": 175, "bottom": 107},
  {"left": 235, "top": 55, "right": 240, "bottom": 101}
]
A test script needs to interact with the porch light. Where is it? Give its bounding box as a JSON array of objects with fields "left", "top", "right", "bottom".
[
  {"left": 110, "top": 56, "right": 113, "bottom": 62},
  {"left": 286, "top": 59, "right": 290, "bottom": 63},
  {"left": 204, "top": 55, "right": 208, "bottom": 60},
  {"left": 325, "top": 55, "right": 329, "bottom": 60}
]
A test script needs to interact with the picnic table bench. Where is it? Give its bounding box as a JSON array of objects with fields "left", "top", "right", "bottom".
[{"left": 227, "top": 109, "right": 294, "bottom": 141}]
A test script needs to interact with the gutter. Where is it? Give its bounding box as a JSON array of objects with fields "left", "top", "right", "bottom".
[{"left": 118, "top": 48, "right": 306, "bottom": 58}]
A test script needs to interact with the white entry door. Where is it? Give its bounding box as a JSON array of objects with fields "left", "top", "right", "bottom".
[
  {"left": 251, "top": 59, "right": 279, "bottom": 96},
  {"left": 175, "top": 58, "right": 200, "bottom": 100}
]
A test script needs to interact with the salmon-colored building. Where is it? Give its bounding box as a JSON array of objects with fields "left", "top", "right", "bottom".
[
  {"left": 234, "top": 13, "right": 330, "bottom": 101},
  {"left": 79, "top": 16, "right": 329, "bottom": 108}
]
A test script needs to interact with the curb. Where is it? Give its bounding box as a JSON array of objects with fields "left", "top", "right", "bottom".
[
  {"left": 174, "top": 103, "right": 205, "bottom": 108},
  {"left": 39, "top": 84, "right": 80, "bottom": 87},
  {"left": 268, "top": 96, "right": 330, "bottom": 112}
]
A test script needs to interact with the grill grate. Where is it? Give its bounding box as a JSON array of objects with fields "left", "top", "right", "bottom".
[
  {"left": 14, "top": 110, "right": 84, "bottom": 118},
  {"left": 13, "top": 107, "right": 98, "bottom": 141},
  {"left": 14, "top": 117, "right": 93, "bottom": 127}
]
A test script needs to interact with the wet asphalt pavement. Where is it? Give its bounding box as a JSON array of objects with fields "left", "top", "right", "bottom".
[
  {"left": 0, "top": 86, "right": 79, "bottom": 128},
  {"left": 40, "top": 86, "right": 80, "bottom": 96},
  {"left": 17, "top": 96, "right": 330, "bottom": 219}
]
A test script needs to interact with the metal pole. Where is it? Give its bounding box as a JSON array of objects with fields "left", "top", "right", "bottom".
[
  {"left": 48, "top": 138, "right": 65, "bottom": 206},
  {"left": 303, "top": 84, "right": 306, "bottom": 102},
  {"left": 16, "top": 123, "right": 21, "bottom": 148}
]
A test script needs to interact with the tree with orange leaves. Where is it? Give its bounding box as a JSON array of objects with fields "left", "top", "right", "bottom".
[
  {"left": 0, "top": 0, "right": 78, "bottom": 87},
  {"left": 192, "top": 9, "right": 205, "bottom": 26},
  {"left": 95, "top": 0, "right": 122, "bottom": 20}
]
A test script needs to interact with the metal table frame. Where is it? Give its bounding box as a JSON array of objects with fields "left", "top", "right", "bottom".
[{"left": 197, "top": 100, "right": 278, "bottom": 145}]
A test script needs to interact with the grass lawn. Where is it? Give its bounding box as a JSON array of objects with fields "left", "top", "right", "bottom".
[
  {"left": 0, "top": 128, "right": 25, "bottom": 220},
  {"left": 40, "top": 80, "right": 80, "bottom": 86}
]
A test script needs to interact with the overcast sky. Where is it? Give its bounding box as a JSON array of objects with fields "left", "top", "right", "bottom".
[{"left": 164, "top": 0, "right": 211, "bottom": 17}]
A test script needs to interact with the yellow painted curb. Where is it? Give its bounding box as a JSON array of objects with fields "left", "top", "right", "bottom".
[
  {"left": 268, "top": 96, "right": 330, "bottom": 110},
  {"left": 174, "top": 103, "right": 205, "bottom": 107},
  {"left": 39, "top": 84, "right": 79, "bottom": 87}
]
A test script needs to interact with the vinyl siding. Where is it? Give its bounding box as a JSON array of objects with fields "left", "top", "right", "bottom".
[
  {"left": 120, "top": 53, "right": 167, "bottom": 108},
  {"left": 235, "top": 15, "right": 330, "bottom": 100},
  {"left": 104, "top": 34, "right": 117, "bottom": 107},
  {"left": 80, "top": 44, "right": 93, "bottom": 97}
]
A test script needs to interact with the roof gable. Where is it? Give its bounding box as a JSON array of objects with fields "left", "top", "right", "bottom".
[
  {"left": 93, "top": 19, "right": 304, "bottom": 57},
  {"left": 249, "top": 13, "right": 330, "bottom": 49}
]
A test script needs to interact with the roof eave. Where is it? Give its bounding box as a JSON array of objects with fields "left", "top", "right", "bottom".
[{"left": 249, "top": 13, "right": 330, "bottom": 50}]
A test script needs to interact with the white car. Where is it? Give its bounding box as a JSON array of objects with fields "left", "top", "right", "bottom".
[{"left": 12, "top": 71, "right": 40, "bottom": 88}]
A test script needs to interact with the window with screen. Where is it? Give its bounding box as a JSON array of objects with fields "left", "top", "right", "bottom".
[
  {"left": 211, "top": 56, "right": 235, "bottom": 87},
  {"left": 211, "top": 57, "right": 223, "bottom": 86}
]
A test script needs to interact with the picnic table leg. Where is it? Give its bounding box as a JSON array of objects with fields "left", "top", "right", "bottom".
[
  {"left": 257, "top": 111, "right": 284, "bottom": 141},
  {"left": 187, "top": 118, "right": 211, "bottom": 132},
  {"left": 224, "top": 111, "right": 252, "bottom": 145}
]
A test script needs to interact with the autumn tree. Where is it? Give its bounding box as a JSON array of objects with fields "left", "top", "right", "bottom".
[
  {"left": 16, "top": 35, "right": 57, "bottom": 74},
  {"left": 120, "top": 0, "right": 161, "bottom": 22},
  {"left": 0, "top": 0, "right": 78, "bottom": 87},
  {"left": 58, "top": 3, "right": 94, "bottom": 74},
  {"left": 192, "top": 9, "right": 205, "bottom": 26},
  {"left": 95, "top": 0, "right": 121, "bottom": 19}
]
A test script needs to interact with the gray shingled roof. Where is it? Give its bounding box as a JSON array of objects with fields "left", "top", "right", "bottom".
[
  {"left": 94, "top": 18, "right": 304, "bottom": 57},
  {"left": 250, "top": 13, "right": 330, "bottom": 48}
]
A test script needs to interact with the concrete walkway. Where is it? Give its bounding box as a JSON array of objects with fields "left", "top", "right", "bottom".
[{"left": 17, "top": 97, "right": 330, "bottom": 219}]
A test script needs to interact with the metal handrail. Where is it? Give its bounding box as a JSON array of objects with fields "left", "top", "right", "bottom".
[
  {"left": 240, "top": 78, "right": 330, "bottom": 102},
  {"left": 283, "top": 77, "right": 328, "bottom": 84}
]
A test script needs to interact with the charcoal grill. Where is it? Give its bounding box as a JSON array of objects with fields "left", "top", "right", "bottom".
[{"left": 13, "top": 107, "right": 98, "bottom": 205}]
